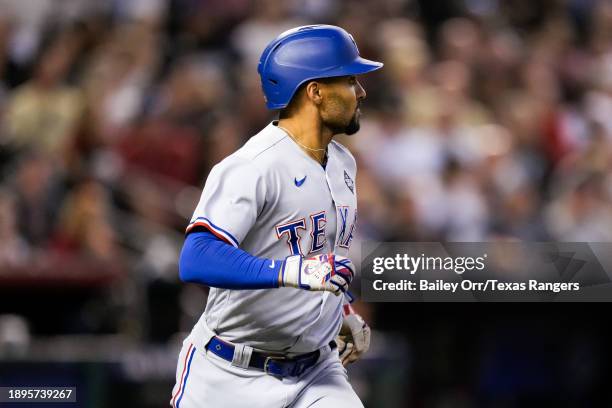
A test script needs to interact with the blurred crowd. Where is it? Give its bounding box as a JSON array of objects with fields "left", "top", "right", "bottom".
[
  {"left": 1, "top": 0, "right": 612, "bottom": 405},
  {"left": 0, "top": 0, "right": 611, "bottom": 326},
  {"left": 0, "top": 1, "right": 609, "bottom": 304},
  {"left": 350, "top": 2, "right": 612, "bottom": 244}
]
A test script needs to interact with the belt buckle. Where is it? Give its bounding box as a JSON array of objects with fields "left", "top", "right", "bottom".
[{"left": 263, "top": 355, "right": 286, "bottom": 376}]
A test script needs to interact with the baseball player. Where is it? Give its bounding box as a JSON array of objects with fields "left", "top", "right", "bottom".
[{"left": 170, "top": 25, "right": 382, "bottom": 408}]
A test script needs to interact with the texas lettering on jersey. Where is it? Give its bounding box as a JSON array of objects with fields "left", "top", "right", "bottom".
[{"left": 275, "top": 207, "right": 357, "bottom": 256}]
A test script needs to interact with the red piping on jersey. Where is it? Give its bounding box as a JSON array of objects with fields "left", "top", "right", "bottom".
[{"left": 186, "top": 222, "right": 235, "bottom": 247}]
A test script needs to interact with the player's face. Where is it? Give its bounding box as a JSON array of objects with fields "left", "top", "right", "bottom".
[{"left": 319, "top": 76, "right": 367, "bottom": 136}]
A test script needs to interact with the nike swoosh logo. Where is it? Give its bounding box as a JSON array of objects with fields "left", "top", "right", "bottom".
[
  {"left": 269, "top": 260, "right": 275, "bottom": 268},
  {"left": 294, "top": 176, "right": 307, "bottom": 187}
]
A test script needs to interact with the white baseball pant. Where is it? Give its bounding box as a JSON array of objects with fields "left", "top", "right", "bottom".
[{"left": 169, "top": 334, "right": 364, "bottom": 408}]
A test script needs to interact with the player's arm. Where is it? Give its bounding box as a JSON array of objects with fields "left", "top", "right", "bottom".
[
  {"left": 179, "top": 231, "right": 280, "bottom": 289},
  {"left": 179, "top": 230, "right": 354, "bottom": 294}
]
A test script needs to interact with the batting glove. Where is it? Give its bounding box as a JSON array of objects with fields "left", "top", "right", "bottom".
[
  {"left": 336, "top": 305, "right": 371, "bottom": 366},
  {"left": 280, "top": 253, "right": 354, "bottom": 295}
]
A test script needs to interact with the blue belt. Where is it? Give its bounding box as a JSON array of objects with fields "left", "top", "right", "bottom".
[{"left": 205, "top": 336, "right": 336, "bottom": 378}]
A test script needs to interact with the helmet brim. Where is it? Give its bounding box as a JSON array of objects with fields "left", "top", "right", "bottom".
[{"left": 323, "top": 57, "right": 383, "bottom": 77}]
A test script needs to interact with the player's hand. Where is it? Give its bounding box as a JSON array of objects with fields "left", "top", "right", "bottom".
[
  {"left": 280, "top": 253, "right": 354, "bottom": 295},
  {"left": 337, "top": 313, "right": 371, "bottom": 366}
]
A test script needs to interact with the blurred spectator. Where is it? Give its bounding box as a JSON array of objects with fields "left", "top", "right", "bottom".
[
  {"left": 117, "top": 117, "right": 203, "bottom": 186},
  {"left": 545, "top": 174, "right": 612, "bottom": 241},
  {"left": 231, "top": 0, "right": 306, "bottom": 66},
  {"left": 51, "top": 179, "right": 120, "bottom": 261},
  {"left": 80, "top": 22, "right": 160, "bottom": 145},
  {"left": 11, "top": 151, "right": 63, "bottom": 246},
  {"left": 3, "top": 29, "right": 84, "bottom": 160},
  {"left": 0, "top": 188, "right": 29, "bottom": 267}
]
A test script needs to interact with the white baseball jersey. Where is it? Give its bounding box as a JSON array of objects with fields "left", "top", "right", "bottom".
[{"left": 186, "top": 121, "right": 358, "bottom": 353}]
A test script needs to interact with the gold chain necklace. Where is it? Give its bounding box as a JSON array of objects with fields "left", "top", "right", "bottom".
[
  {"left": 277, "top": 125, "right": 327, "bottom": 164},
  {"left": 277, "top": 126, "right": 326, "bottom": 153}
]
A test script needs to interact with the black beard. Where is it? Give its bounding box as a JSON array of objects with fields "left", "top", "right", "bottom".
[{"left": 344, "top": 111, "right": 360, "bottom": 135}]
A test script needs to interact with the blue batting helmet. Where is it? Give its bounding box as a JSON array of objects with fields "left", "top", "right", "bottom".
[{"left": 257, "top": 25, "right": 383, "bottom": 110}]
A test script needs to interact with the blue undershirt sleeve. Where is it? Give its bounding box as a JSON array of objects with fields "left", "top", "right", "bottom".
[{"left": 179, "top": 231, "right": 282, "bottom": 289}]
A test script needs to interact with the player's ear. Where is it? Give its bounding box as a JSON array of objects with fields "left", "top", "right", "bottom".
[{"left": 305, "top": 81, "right": 323, "bottom": 106}]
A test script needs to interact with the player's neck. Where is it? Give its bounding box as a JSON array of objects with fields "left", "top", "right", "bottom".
[{"left": 277, "top": 118, "right": 333, "bottom": 164}]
